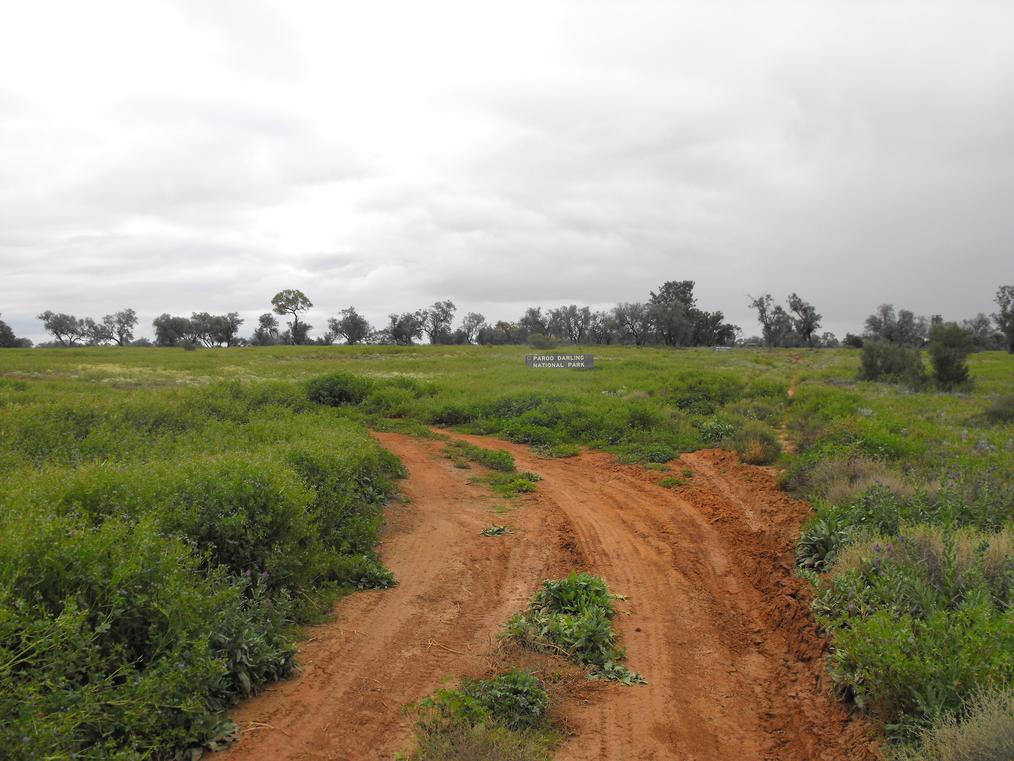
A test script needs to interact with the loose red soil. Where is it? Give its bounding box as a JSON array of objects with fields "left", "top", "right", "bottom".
[{"left": 218, "top": 433, "right": 877, "bottom": 761}]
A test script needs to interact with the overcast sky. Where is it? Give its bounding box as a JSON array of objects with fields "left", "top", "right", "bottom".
[{"left": 1, "top": 1, "right": 1012, "bottom": 342}]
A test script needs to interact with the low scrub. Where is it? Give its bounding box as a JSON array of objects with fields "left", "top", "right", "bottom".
[
  {"left": 503, "top": 573, "right": 644, "bottom": 684},
  {"left": 892, "top": 686, "right": 1014, "bottom": 761},
  {"left": 731, "top": 420, "right": 781, "bottom": 465},
  {"left": 813, "top": 525, "right": 1014, "bottom": 736},
  {"left": 408, "top": 671, "right": 553, "bottom": 761},
  {"left": 306, "top": 371, "right": 373, "bottom": 406},
  {"left": 859, "top": 341, "right": 927, "bottom": 386}
]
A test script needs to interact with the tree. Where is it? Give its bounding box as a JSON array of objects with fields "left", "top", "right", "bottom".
[
  {"left": 928, "top": 322, "right": 974, "bottom": 388},
  {"left": 517, "top": 307, "right": 547, "bottom": 339},
  {"left": 271, "top": 289, "right": 313, "bottom": 345},
  {"left": 82, "top": 317, "right": 114, "bottom": 346},
  {"left": 329, "top": 307, "right": 372, "bottom": 345},
  {"left": 650, "top": 280, "right": 696, "bottom": 346},
  {"left": 386, "top": 312, "right": 425, "bottom": 345},
  {"left": 750, "top": 294, "right": 778, "bottom": 351},
  {"left": 0, "top": 314, "right": 31, "bottom": 348},
  {"left": 547, "top": 305, "right": 593, "bottom": 343},
  {"left": 787, "top": 293, "right": 822, "bottom": 347},
  {"left": 421, "top": 300, "right": 456, "bottom": 344},
  {"left": 588, "top": 310, "right": 619, "bottom": 344},
  {"left": 962, "top": 313, "right": 1002, "bottom": 351},
  {"left": 613, "top": 302, "right": 652, "bottom": 346},
  {"left": 251, "top": 313, "right": 280, "bottom": 345},
  {"left": 994, "top": 285, "right": 1014, "bottom": 353},
  {"left": 460, "top": 312, "right": 486, "bottom": 344},
  {"left": 188, "top": 312, "right": 243, "bottom": 347},
  {"left": 103, "top": 309, "right": 138, "bottom": 346},
  {"left": 152, "top": 313, "right": 194, "bottom": 347},
  {"left": 37, "top": 311, "right": 88, "bottom": 346},
  {"left": 864, "top": 305, "right": 927, "bottom": 346}
]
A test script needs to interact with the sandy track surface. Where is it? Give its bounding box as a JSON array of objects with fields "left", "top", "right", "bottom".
[{"left": 219, "top": 432, "right": 876, "bottom": 761}]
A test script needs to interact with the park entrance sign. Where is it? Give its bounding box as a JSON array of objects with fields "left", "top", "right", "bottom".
[{"left": 525, "top": 353, "right": 594, "bottom": 369}]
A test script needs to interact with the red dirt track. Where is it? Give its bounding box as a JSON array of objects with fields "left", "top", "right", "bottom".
[{"left": 219, "top": 432, "right": 877, "bottom": 761}]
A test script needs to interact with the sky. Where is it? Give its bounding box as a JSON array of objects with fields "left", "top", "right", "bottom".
[{"left": 1, "top": 0, "right": 1012, "bottom": 343}]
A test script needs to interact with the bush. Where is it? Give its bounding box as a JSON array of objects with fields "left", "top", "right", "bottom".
[
  {"left": 526, "top": 334, "right": 557, "bottom": 350},
  {"left": 928, "top": 323, "right": 974, "bottom": 389},
  {"left": 813, "top": 526, "right": 1014, "bottom": 735},
  {"left": 893, "top": 686, "right": 1014, "bottom": 761},
  {"left": 409, "top": 672, "right": 553, "bottom": 761},
  {"left": 666, "top": 370, "right": 744, "bottom": 414},
  {"left": 0, "top": 512, "right": 295, "bottom": 760},
  {"left": 503, "top": 573, "right": 644, "bottom": 683},
  {"left": 731, "top": 420, "right": 781, "bottom": 465},
  {"left": 859, "top": 340, "right": 927, "bottom": 386},
  {"left": 461, "top": 671, "right": 549, "bottom": 731},
  {"left": 976, "top": 395, "right": 1014, "bottom": 425},
  {"left": 306, "top": 371, "right": 373, "bottom": 406}
]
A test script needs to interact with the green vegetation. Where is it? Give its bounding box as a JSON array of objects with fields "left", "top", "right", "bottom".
[
  {"left": 503, "top": 573, "right": 645, "bottom": 685},
  {"left": 1, "top": 343, "right": 1011, "bottom": 757},
  {"left": 0, "top": 377, "right": 402, "bottom": 759},
  {"left": 481, "top": 525, "right": 512, "bottom": 537},
  {"left": 407, "top": 671, "right": 554, "bottom": 761}
]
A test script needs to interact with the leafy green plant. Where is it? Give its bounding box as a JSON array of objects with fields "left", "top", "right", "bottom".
[
  {"left": 482, "top": 525, "right": 512, "bottom": 537},
  {"left": 408, "top": 672, "right": 553, "bottom": 761},
  {"left": 306, "top": 371, "right": 373, "bottom": 405},
  {"left": 502, "top": 574, "right": 644, "bottom": 684}
]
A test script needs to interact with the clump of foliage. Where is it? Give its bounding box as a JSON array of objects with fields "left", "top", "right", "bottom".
[
  {"left": 813, "top": 525, "right": 1014, "bottom": 740},
  {"left": 928, "top": 323, "right": 974, "bottom": 389},
  {"left": 731, "top": 420, "right": 781, "bottom": 465},
  {"left": 0, "top": 380, "right": 403, "bottom": 758},
  {"left": 859, "top": 340, "right": 927, "bottom": 386},
  {"left": 975, "top": 394, "right": 1014, "bottom": 425},
  {"left": 485, "top": 471, "right": 541, "bottom": 497},
  {"left": 892, "top": 686, "right": 1014, "bottom": 761},
  {"left": 306, "top": 371, "right": 373, "bottom": 405},
  {"left": 408, "top": 671, "right": 553, "bottom": 761},
  {"left": 482, "top": 525, "right": 512, "bottom": 537},
  {"left": 445, "top": 440, "right": 517, "bottom": 472},
  {"left": 503, "top": 574, "right": 645, "bottom": 684}
]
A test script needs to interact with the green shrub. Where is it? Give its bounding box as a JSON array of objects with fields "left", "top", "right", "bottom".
[
  {"left": 893, "top": 686, "right": 1014, "bottom": 761},
  {"left": 0, "top": 512, "right": 294, "bottom": 760},
  {"left": 665, "top": 370, "right": 744, "bottom": 414},
  {"left": 409, "top": 672, "right": 553, "bottom": 761},
  {"left": 526, "top": 334, "right": 557, "bottom": 350},
  {"left": 503, "top": 573, "right": 644, "bottom": 683},
  {"left": 306, "top": 371, "right": 373, "bottom": 406},
  {"left": 461, "top": 671, "right": 549, "bottom": 730},
  {"left": 859, "top": 341, "right": 927, "bottom": 386},
  {"left": 731, "top": 420, "right": 781, "bottom": 464},
  {"left": 976, "top": 395, "right": 1014, "bottom": 425},
  {"left": 814, "top": 526, "right": 1014, "bottom": 736},
  {"left": 928, "top": 323, "right": 974, "bottom": 389},
  {"left": 446, "top": 440, "right": 516, "bottom": 472}
]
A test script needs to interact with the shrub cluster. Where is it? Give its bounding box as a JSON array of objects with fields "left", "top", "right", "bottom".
[
  {"left": 502, "top": 573, "right": 644, "bottom": 684},
  {"left": 813, "top": 526, "right": 1014, "bottom": 738},
  {"left": 0, "top": 382, "right": 402, "bottom": 759},
  {"left": 409, "top": 671, "right": 553, "bottom": 761}
]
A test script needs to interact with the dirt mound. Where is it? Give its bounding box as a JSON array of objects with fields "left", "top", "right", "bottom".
[{"left": 217, "top": 434, "right": 877, "bottom": 761}]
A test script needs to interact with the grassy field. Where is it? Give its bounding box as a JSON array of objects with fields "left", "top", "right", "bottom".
[{"left": 1, "top": 344, "right": 1011, "bottom": 759}]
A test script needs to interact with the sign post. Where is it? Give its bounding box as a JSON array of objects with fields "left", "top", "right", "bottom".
[{"left": 525, "top": 353, "right": 594, "bottom": 369}]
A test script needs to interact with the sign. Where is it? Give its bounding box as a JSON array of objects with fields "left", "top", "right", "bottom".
[{"left": 525, "top": 353, "right": 594, "bottom": 369}]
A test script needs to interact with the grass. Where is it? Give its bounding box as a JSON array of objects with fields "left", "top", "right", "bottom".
[
  {"left": 1, "top": 343, "right": 1011, "bottom": 756},
  {"left": 0, "top": 376, "right": 402, "bottom": 759}
]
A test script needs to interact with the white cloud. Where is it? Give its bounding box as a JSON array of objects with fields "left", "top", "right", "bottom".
[{"left": 1, "top": 0, "right": 1012, "bottom": 342}]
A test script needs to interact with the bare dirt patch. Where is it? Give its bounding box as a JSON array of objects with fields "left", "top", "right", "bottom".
[{"left": 218, "top": 433, "right": 876, "bottom": 761}]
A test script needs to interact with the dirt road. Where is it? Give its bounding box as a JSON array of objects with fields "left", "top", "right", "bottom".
[{"left": 219, "top": 432, "right": 876, "bottom": 761}]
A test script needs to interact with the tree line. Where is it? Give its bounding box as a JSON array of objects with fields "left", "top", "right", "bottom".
[{"left": 5, "top": 282, "right": 1012, "bottom": 354}]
